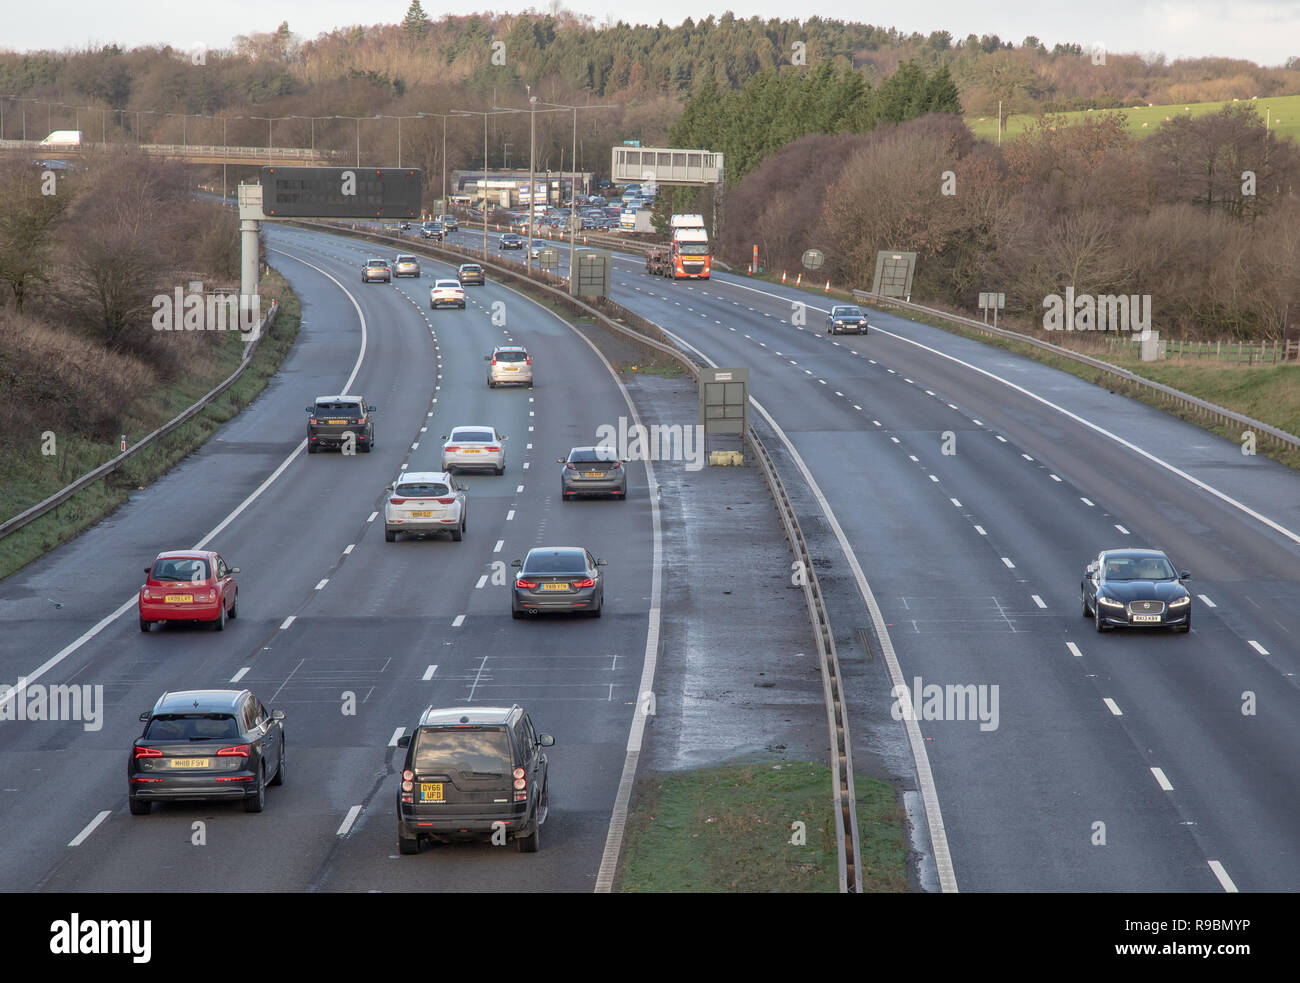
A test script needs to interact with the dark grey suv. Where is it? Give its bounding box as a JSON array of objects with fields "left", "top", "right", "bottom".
[
  {"left": 396, "top": 705, "right": 553, "bottom": 854},
  {"left": 128, "top": 689, "right": 285, "bottom": 815}
]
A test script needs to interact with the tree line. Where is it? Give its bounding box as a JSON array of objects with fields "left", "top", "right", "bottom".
[{"left": 721, "top": 104, "right": 1300, "bottom": 340}]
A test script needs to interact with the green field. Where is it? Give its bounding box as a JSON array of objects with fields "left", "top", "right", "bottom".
[{"left": 967, "top": 93, "right": 1300, "bottom": 143}]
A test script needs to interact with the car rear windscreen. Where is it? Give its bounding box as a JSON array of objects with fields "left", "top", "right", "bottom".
[
  {"left": 395, "top": 482, "right": 450, "bottom": 497},
  {"left": 570, "top": 448, "right": 617, "bottom": 463},
  {"left": 524, "top": 551, "right": 586, "bottom": 574},
  {"left": 316, "top": 402, "right": 362, "bottom": 417},
  {"left": 495, "top": 351, "right": 526, "bottom": 362},
  {"left": 413, "top": 728, "right": 512, "bottom": 777},
  {"left": 454, "top": 430, "right": 495, "bottom": 443},
  {"left": 152, "top": 558, "right": 210, "bottom": 581},
  {"left": 144, "top": 714, "right": 241, "bottom": 741}
]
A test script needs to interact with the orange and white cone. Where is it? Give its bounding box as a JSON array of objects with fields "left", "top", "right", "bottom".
[
  {"left": 781, "top": 270, "right": 787, "bottom": 282},
  {"left": 795, "top": 273, "right": 802, "bottom": 286},
  {"left": 824, "top": 280, "right": 830, "bottom": 293}
]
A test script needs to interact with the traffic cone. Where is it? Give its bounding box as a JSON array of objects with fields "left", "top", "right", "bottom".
[
  {"left": 824, "top": 280, "right": 830, "bottom": 293},
  {"left": 795, "top": 273, "right": 802, "bottom": 286},
  {"left": 781, "top": 270, "right": 787, "bottom": 282},
  {"left": 747, "top": 263, "right": 752, "bottom": 275}
]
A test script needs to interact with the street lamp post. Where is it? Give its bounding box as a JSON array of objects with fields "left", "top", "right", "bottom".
[
  {"left": 251, "top": 115, "right": 292, "bottom": 160},
  {"left": 333, "top": 115, "right": 378, "bottom": 167},
  {"left": 451, "top": 109, "right": 514, "bottom": 256},
  {"left": 534, "top": 100, "right": 618, "bottom": 279},
  {"left": 420, "top": 113, "right": 455, "bottom": 215}
]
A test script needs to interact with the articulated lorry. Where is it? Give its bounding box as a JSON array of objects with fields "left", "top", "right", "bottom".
[
  {"left": 667, "top": 213, "right": 710, "bottom": 279},
  {"left": 644, "top": 215, "right": 712, "bottom": 279}
]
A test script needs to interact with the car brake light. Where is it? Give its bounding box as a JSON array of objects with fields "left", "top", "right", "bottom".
[
  {"left": 216, "top": 744, "right": 250, "bottom": 757},
  {"left": 403, "top": 770, "right": 413, "bottom": 781},
  {"left": 444, "top": 445, "right": 460, "bottom": 452},
  {"left": 490, "top": 358, "right": 497, "bottom": 365},
  {"left": 526, "top": 356, "right": 532, "bottom": 365},
  {"left": 134, "top": 746, "right": 163, "bottom": 758},
  {"left": 308, "top": 417, "right": 318, "bottom": 424},
  {"left": 565, "top": 462, "right": 578, "bottom": 470},
  {"left": 573, "top": 577, "right": 595, "bottom": 588},
  {"left": 515, "top": 578, "right": 537, "bottom": 589},
  {"left": 390, "top": 498, "right": 406, "bottom": 505},
  {"left": 609, "top": 461, "right": 621, "bottom": 470},
  {"left": 436, "top": 497, "right": 456, "bottom": 504},
  {"left": 484, "top": 445, "right": 500, "bottom": 452}
]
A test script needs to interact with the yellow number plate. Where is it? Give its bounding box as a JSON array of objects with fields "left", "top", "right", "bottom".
[
  {"left": 584, "top": 471, "right": 604, "bottom": 478},
  {"left": 462, "top": 448, "right": 481, "bottom": 454},
  {"left": 164, "top": 594, "right": 194, "bottom": 603},
  {"left": 169, "top": 758, "right": 211, "bottom": 768},
  {"left": 542, "top": 582, "right": 569, "bottom": 591},
  {"left": 409, "top": 510, "right": 433, "bottom": 518},
  {"left": 327, "top": 419, "right": 347, "bottom": 424},
  {"left": 420, "top": 783, "right": 444, "bottom": 802}
]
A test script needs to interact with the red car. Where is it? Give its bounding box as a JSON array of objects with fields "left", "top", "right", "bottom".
[{"left": 139, "top": 550, "right": 239, "bottom": 632}]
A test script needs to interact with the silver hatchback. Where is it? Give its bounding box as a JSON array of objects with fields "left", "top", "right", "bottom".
[{"left": 486, "top": 347, "right": 532, "bottom": 388}]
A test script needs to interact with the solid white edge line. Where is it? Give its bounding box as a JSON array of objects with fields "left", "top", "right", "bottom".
[
  {"left": 1207, "top": 860, "right": 1238, "bottom": 892},
  {"left": 714, "top": 275, "right": 1300, "bottom": 546},
  {"left": 68, "top": 810, "right": 113, "bottom": 847},
  {"left": 654, "top": 322, "right": 959, "bottom": 893},
  {"left": 469, "top": 278, "right": 664, "bottom": 895},
  {"left": 0, "top": 246, "right": 376, "bottom": 714},
  {"left": 337, "top": 804, "right": 362, "bottom": 836}
]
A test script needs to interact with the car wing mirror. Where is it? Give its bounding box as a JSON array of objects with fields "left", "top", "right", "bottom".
[
  {"left": 305, "top": 406, "right": 313, "bottom": 412},
  {"left": 510, "top": 560, "right": 522, "bottom": 567},
  {"left": 597, "top": 559, "right": 608, "bottom": 566},
  {"left": 229, "top": 567, "right": 240, "bottom": 574},
  {"left": 557, "top": 458, "right": 566, "bottom": 463},
  {"left": 483, "top": 355, "right": 491, "bottom": 361},
  {"left": 538, "top": 734, "right": 555, "bottom": 747},
  {"left": 144, "top": 567, "right": 152, "bottom": 575},
  {"left": 500, "top": 435, "right": 509, "bottom": 441},
  {"left": 271, "top": 709, "right": 285, "bottom": 721},
  {"left": 139, "top": 711, "right": 151, "bottom": 722},
  {"left": 1180, "top": 571, "right": 1191, "bottom": 580},
  {"left": 396, "top": 735, "right": 411, "bottom": 748}
]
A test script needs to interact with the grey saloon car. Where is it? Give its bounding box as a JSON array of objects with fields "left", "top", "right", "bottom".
[{"left": 511, "top": 547, "right": 607, "bottom": 618}]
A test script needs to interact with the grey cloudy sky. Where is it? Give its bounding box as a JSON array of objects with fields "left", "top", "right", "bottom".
[{"left": 12, "top": 1, "right": 1300, "bottom": 65}]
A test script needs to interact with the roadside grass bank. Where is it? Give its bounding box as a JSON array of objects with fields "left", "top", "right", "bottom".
[
  {"left": 0, "top": 270, "right": 301, "bottom": 581},
  {"left": 618, "top": 762, "right": 909, "bottom": 893}
]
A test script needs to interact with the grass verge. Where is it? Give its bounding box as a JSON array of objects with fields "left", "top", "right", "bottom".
[
  {"left": 0, "top": 269, "right": 301, "bottom": 582},
  {"left": 619, "top": 762, "right": 909, "bottom": 893}
]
